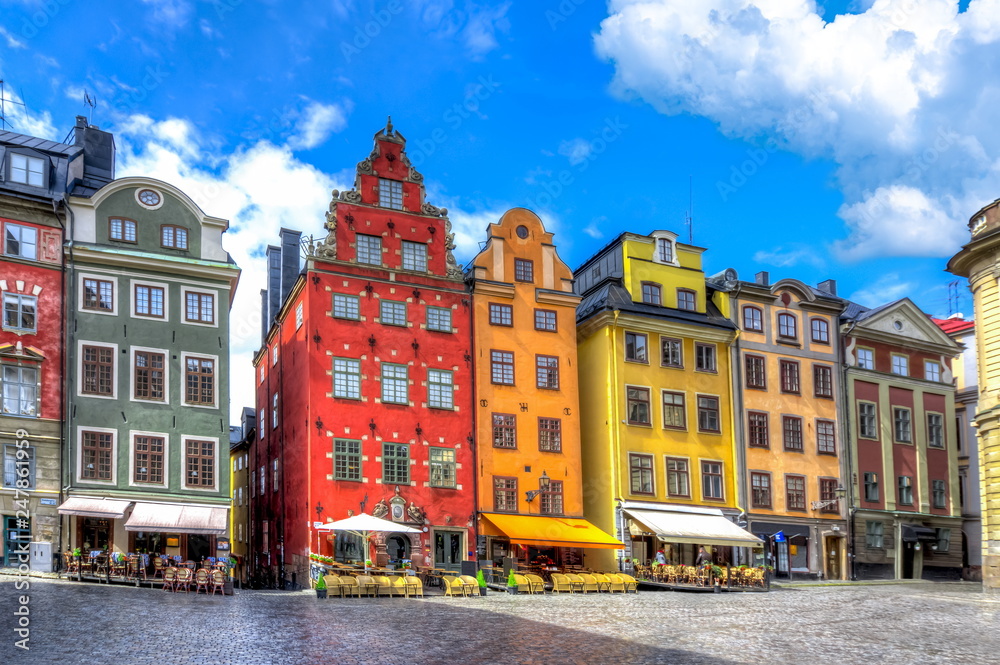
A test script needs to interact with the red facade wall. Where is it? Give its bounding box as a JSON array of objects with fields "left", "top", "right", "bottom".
[
  {"left": 854, "top": 379, "right": 884, "bottom": 510},
  {"left": 889, "top": 386, "right": 917, "bottom": 512},
  {"left": 924, "top": 391, "right": 951, "bottom": 516}
]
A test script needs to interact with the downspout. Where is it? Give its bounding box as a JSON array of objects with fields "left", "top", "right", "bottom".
[
  {"left": 277, "top": 327, "right": 286, "bottom": 588},
  {"left": 609, "top": 309, "right": 624, "bottom": 569},
  {"left": 466, "top": 284, "right": 479, "bottom": 567},
  {"left": 58, "top": 194, "right": 75, "bottom": 556},
  {"left": 840, "top": 319, "right": 858, "bottom": 580},
  {"left": 729, "top": 284, "right": 750, "bottom": 564}
]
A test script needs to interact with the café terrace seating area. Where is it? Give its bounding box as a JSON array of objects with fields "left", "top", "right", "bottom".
[
  {"left": 633, "top": 563, "right": 769, "bottom": 590},
  {"left": 60, "top": 551, "right": 234, "bottom": 595}
]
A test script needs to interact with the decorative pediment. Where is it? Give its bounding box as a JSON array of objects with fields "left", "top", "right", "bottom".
[
  {"left": 0, "top": 342, "right": 45, "bottom": 360},
  {"left": 851, "top": 299, "right": 959, "bottom": 351}
]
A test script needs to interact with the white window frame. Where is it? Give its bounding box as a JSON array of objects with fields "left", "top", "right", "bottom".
[
  {"left": 401, "top": 240, "right": 427, "bottom": 272},
  {"left": 2, "top": 292, "right": 37, "bottom": 333},
  {"left": 333, "top": 358, "right": 362, "bottom": 399},
  {"left": 891, "top": 354, "right": 909, "bottom": 377},
  {"left": 4, "top": 222, "right": 38, "bottom": 260},
  {"left": 3, "top": 443, "right": 35, "bottom": 489},
  {"left": 76, "top": 426, "right": 117, "bottom": 486},
  {"left": 924, "top": 360, "right": 941, "bottom": 382},
  {"left": 130, "top": 279, "right": 169, "bottom": 321},
  {"left": 356, "top": 233, "right": 383, "bottom": 265},
  {"left": 856, "top": 347, "right": 874, "bottom": 370},
  {"left": 76, "top": 339, "right": 119, "bottom": 400},
  {"left": 295, "top": 302, "right": 304, "bottom": 330},
  {"left": 78, "top": 272, "right": 119, "bottom": 316},
  {"left": 181, "top": 435, "right": 220, "bottom": 492},
  {"left": 272, "top": 393, "right": 278, "bottom": 428},
  {"left": 381, "top": 363, "right": 409, "bottom": 405},
  {"left": 180, "top": 351, "right": 220, "bottom": 410},
  {"left": 8, "top": 153, "right": 45, "bottom": 188},
  {"left": 129, "top": 345, "right": 170, "bottom": 405},
  {"left": 127, "top": 430, "right": 170, "bottom": 489},
  {"left": 427, "top": 369, "right": 454, "bottom": 410},
  {"left": 1, "top": 364, "right": 38, "bottom": 417},
  {"left": 180, "top": 286, "right": 219, "bottom": 328}
]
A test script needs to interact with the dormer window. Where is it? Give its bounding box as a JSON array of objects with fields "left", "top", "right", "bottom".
[
  {"left": 109, "top": 218, "right": 137, "bottom": 243},
  {"left": 677, "top": 289, "right": 696, "bottom": 311},
  {"left": 9, "top": 153, "right": 44, "bottom": 187},
  {"left": 161, "top": 225, "right": 188, "bottom": 250},
  {"left": 379, "top": 178, "right": 403, "bottom": 210},
  {"left": 4, "top": 223, "right": 37, "bottom": 260},
  {"left": 658, "top": 238, "right": 674, "bottom": 263}
]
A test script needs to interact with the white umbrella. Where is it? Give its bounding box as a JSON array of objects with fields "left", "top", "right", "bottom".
[{"left": 316, "top": 513, "right": 421, "bottom": 564}]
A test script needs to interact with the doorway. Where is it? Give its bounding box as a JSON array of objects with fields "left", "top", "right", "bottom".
[
  {"left": 386, "top": 534, "right": 411, "bottom": 563},
  {"left": 4, "top": 515, "right": 30, "bottom": 567},
  {"left": 824, "top": 536, "right": 841, "bottom": 580},
  {"left": 902, "top": 542, "right": 916, "bottom": 579},
  {"left": 81, "top": 518, "right": 111, "bottom": 552},
  {"left": 434, "top": 530, "right": 463, "bottom": 573},
  {"left": 187, "top": 534, "right": 212, "bottom": 562}
]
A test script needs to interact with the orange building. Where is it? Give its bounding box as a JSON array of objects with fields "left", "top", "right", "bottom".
[{"left": 467, "top": 209, "right": 622, "bottom": 571}]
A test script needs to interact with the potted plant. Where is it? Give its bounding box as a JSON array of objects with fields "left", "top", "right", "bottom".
[
  {"left": 314, "top": 574, "right": 328, "bottom": 599},
  {"left": 476, "top": 569, "right": 488, "bottom": 596},
  {"left": 507, "top": 569, "right": 518, "bottom": 595},
  {"left": 365, "top": 559, "right": 373, "bottom": 572}
]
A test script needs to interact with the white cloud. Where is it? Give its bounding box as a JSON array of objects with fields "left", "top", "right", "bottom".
[
  {"left": 0, "top": 25, "right": 27, "bottom": 49},
  {"left": 595, "top": 0, "right": 1000, "bottom": 261},
  {"left": 558, "top": 138, "right": 593, "bottom": 166},
  {"left": 753, "top": 245, "right": 826, "bottom": 269},
  {"left": 0, "top": 86, "right": 57, "bottom": 139},
  {"left": 848, "top": 272, "right": 914, "bottom": 307},
  {"left": 584, "top": 216, "right": 608, "bottom": 239},
  {"left": 420, "top": 1, "right": 511, "bottom": 58},
  {"left": 140, "top": 0, "right": 193, "bottom": 27},
  {"left": 288, "top": 100, "right": 351, "bottom": 150}
]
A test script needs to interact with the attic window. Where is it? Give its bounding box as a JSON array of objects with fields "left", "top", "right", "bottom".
[
  {"left": 658, "top": 238, "right": 674, "bottom": 263},
  {"left": 379, "top": 178, "right": 403, "bottom": 210},
  {"left": 9, "top": 153, "right": 45, "bottom": 188}
]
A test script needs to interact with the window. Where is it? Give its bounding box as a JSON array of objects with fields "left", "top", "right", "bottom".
[
  {"left": 786, "top": 475, "right": 806, "bottom": 511},
  {"left": 742, "top": 306, "right": 763, "bottom": 331},
  {"left": 138, "top": 189, "right": 161, "bottom": 207},
  {"left": 295, "top": 303, "right": 303, "bottom": 329},
  {"left": 492, "top": 413, "right": 516, "bottom": 448},
  {"left": 378, "top": 178, "right": 403, "bottom": 209},
  {"left": 333, "top": 294, "right": 360, "bottom": 320},
  {"left": 667, "top": 458, "right": 689, "bottom": 497},
  {"left": 429, "top": 447, "right": 456, "bottom": 488},
  {"left": 184, "top": 356, "right": 215, "bottom": 406},
  {"left": 4, "top": 223, "right": 37, "bottom": 260},
  {"left": 381, "top": 364, "right": 408, "bottom": 404},
  {"left": 134, "top": 285, "right": 165, "bottom": 318},
  {"left": 3, "top": 444, "right": 34, "bottom": 489},
  {"left": 658, "top": 237, "right": 674, "bottom": 263},
  {"left": 184, "top": 291, "right": 215, "bottom": 324},
  {"left": 356, "top": 234, "right": 382, "bottom": 265},
  {"left": 489, "top": 303, "right": 513, "bottom": 326},
  {"left": 259, "top": 409, "right": 265, "bottom": 439},
  {"left": 778, "top": 313, "right": 797, "bottom": 340},
  {"left": 185, "top": 439, "right": 215, "bottom": 488},
  {"left": 891, "top": 354, "right": 909, "bottom": 376},
  {"left": 627, "top": 387, "right": 651, "bottom": 425},
  {"left": 427, "top": 369, "right": 454, "bottom": 409},
  {"left": 272, "top": 393, "right": 279, "bottom": 428},
  {"left": 924, "top": 361, "right": 941, "bottom": 382},
  {"left": 783, "top": 416, "right": 803, "bottom": 451},
  {"left": 932, "top": 479, "right": 947, "bottom": 509},
  {"left": 3, "top": 293, "right": 36, "bottom": 332},
  {"left": 779, "top": 360, "right": 800, "bottom": 393},
  {"left": 641, "top": 282, "right": 662, "bottom": 305},
  {"left": 534, "top": 309, "right": 557, "bottom": 332},
  {"left": 536, "top": 355, "right": 560, "bottom": 390},
  {"left": 697, "top": 396, "right": 720, "bottom": 433},
  {"left": 702, "top": 461, "right": 724, "bottom": 500},
  {"left": 538, "top": 418, "right": 562, "bottom": 452},
  {"left": 814, "top": 365, "right": 833, "bottom": 398},
  {"left": 898, "top": 476, "right": 913, "bottom": 505},
  {"left": 750, "top": 472, "right": 771, "bottom": 508},
  {"left": 490, "top": 350, "right": 514, "bottom": 385},
  {"left": 10, "top": 153, "right": 44, "bottom": 187},
  {"left": 161, "top": 225, "right": 188, "bottom": 249},
  {"left": 857, "top": 348, "right": 874, "bottom": 370},
  {"left": 864, "top": 472, "right": 879, "bottom": 502},
  {"left": 380, "top": 300, "right": 407, "bottom": 326},
  {"left": 382, "top": 443, "right": 409, "bottom": 484},
  {"left": 514, "top": 258, "right": 534, "bottom": 283},
  {"left": 695, "top": 343, "right": 716, "bottom": 372},
  {"left": 936, "top": 528, "right": 951, "bottom": 553},
  {"left": 676, "top": 289, "right": 696, "bottom": 311},
  {"left": 745, "top": 355, "right": 766, "bottom": 389},
  {"left": 133, "top": 436, "right": 164, "bottom": 484},
  {"left": 810, "top": 318, "right": 829, "bottom": 344},
  {"left": 662, "top": 391, "right": 686, "bottom": 429},
  {"left": 333, "top": 439, "right": 361, "bottom": 481},
  {"left": 859, "top": 402, "right": 878, "bottom": 439},
  {"left": 894, "top": 408, "right": 912, "bottom": 443},
  {"left": 427, "top": 307, "right": 452, "bottom": 332},
  {"left": 540, "top": 480, "right": 563, "bottom": 515},
  {"left": 816, "top": 419, "right": 836, "bottom": 455},
  {"left": 83, "top": 278, "right": 114, "bottom": 312},
  {"left": 401, "top": 241, "right": 427, "bottom": 272},
  {"left": 494, "top": 477, "right": 517, "bottom": 512},
  {"left": 927, "top": 413, "right": 944, "bottom": 448},
  {"left": 81, "top": 345, "right": 114, "bottom": 396},
  {"left": 109, "top": 218, "right": 137, "bottom": 243},
  {"left": 629, "top": 454, "right": 653, "bottom": 494},
  {"left": 819, "top": 478, "right": 840, "bottom": 513},
  {"left": 81, "top": 431, "right": 113, "bottom": 480},
  {"left": 2, "top": 366, "right": 37, "bottom": 416},
  {"left": 661, "top": 337, "right": 682, "bottom": 368},
  {"left": 133, "top": 351, "right": 165, "bottom": 401},
  {"left": 625, "top": 332, "right": 648, "bottom": 363},
  {"left": 333, "top": 358, "right": 361, "bottom": 399},
  {"left": 259, "top": 465, "right": 266, "bottom": 495},
  {"left": 865, "top": 521, "right": 884, "bottom": 549},
  {"left": 747, "top": 412, "right": 769, "bottom": 448}
]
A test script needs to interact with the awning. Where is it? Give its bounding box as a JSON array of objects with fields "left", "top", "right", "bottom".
[
  {"left": 902, "top": 524, "right": 938, "bottom": 542},
  {"left": 750, "top": 521, "right": 811, "bottom": 539},
  {"left": 124, "top": 502, "right": 228, "bottom": 535},
  {"left": 57, "top": 497, "right": 132, "bottom": 518},
  {"left": 480, "top": 513, "right": 624, "bottom": 549},
  {"left": 625, "top": 507, "right": 763, "bottom": 548}
]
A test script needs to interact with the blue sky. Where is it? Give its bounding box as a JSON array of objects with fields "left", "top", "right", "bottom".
[{"left": 1, "top": 0, "right": 997, "bottom": 419}]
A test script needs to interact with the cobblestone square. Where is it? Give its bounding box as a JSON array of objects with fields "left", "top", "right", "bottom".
[{"left": 2, "top": 579, "right": 999, "bottom": 664}]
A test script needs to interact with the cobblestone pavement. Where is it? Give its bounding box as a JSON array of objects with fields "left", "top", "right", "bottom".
[{"left": 2, "top": 578, "right": 998, "bottom": 664}]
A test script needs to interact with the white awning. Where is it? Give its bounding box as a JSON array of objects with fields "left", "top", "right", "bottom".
[
  {"left": 124, "top": 502, "right": 228, "bottom": 535},
  {"left": 625, "top": 506, "right": 763, "bottom": 548},
  {"left": 57, "top": 497, "right": 132, "bottom": 518}
]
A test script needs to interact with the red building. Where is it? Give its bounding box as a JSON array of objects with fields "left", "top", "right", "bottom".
[{"left": 251, "top": 121, "right": 475, "bottom": 588}]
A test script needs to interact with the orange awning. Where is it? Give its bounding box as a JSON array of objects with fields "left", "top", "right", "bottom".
[{"left": 481, "top": 513, "right": 624, "bottom": 549}]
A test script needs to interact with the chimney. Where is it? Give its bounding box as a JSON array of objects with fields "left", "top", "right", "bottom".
[
  {"left": 73, "top": 115, "right": 116, "bottom": 186},
  {"left": 279, "top": 228, "right": 302, "bottom": 306},
  {"left": 817, "top": 279, "right": 837, "bottom": 295},
  {"left": 260, "top": 289, "right": 269, "bottom": 346},
  {"left": 266, "top": 245, "right": 281, "bottom": 332},
  {"left": 755, "top": 271, "right": 770, "bottom": 286},
  {"left": 242, "top": 407, "right": 257, "bottom": 440}
]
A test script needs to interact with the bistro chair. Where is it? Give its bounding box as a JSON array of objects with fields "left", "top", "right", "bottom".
[
  {"left": 565, "top": 573, "right": 587, "bottom": 593},
  {"left": 616, "top": 573, "right": 639, "bottom": 593},
  {"left": 338, "top": 576, "right": 361, "bottom": 598},
  {"left": 442, "top": 576, "right": 469, "bottom": 597},
  {"left": 162, "top": 567, "right": 177, "bottom": 592},
  {"left": 578, "top": 573, "right": 600, "bottom": 593},
  {"left": 458, "top": 575, "right": 481, "bottom": 595},
  {"left": 354, "top": 574, "right": 378, "bottom": 597},
  {"left": 175, "top": 567, "right": 193, "bottom": 592},
  {"left": 127, "top": 555, "right": 147, "bottom": 582},
  {"left": 62, "top": 552, "right": 79, "bottom": 576},
  {"left": 403, "top": 576, "right": 424, "bottom": 598},
  {"left": 151, "top": 557, "right": 165, "bottom": 580},
  {"left": 549, "top": 573, "right": 574, "bottom": 593},
  {"left": 194, "top": 568, "right": 211, "bottom": 593},
  {"left": 605, "top": 573, "right": 626, "bottom": 593},
  {"left": 210, "top": 569, "right": 226, "bottom": 596},
  {"left": 322, "top": 574, "right": 345, "bottom": 598},
  {"left": 524, "top": 574, "right": 547, "bottom": 594},
  {"left": 591, "top": 573, "right": 613, "bottom": 593}
]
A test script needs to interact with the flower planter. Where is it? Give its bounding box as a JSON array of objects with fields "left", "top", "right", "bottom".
[
  {"left": 316, "top": 589, "right": 328, "bottom": 599},
  {"left": 479, "top": 587, "right": 487, "bottom": 596},
  {"left": 507, "top": 586, "right": 518, "bottom": 595}
]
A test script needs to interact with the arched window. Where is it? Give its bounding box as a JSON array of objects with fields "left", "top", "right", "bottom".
[
  {"left": 742, "top": 306, "right": 763, "bottom": 331},
  {"left": 778, "top": 313, "right": 797, "bottom": 340},
  {"left": 810, "top": 318, "right": 830, "bottom": 344}
]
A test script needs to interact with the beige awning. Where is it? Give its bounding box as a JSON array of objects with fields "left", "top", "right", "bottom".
[
  {"left": 124, "top": 502, "right": 228, "bottom": 535},
  {"left": 57, "top": 497, "right": 132, "bottom": 518},
  {"left": 625, "top": 507, "right": 763, "bottom": 548}
]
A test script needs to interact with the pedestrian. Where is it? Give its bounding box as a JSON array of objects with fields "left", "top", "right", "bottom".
[
  {"left": 695, "top": 546, "right": 709, "bottom": 566},
  {"left": 655, "top": 549, "right": 666, "bottom": 565}
]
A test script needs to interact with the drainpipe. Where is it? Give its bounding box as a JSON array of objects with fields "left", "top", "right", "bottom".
[
  {"left": 728, "top": 284, "right": 751, "bottom": 566},
  {"left": 466, "top": 286, "right": 479, "bottom": 568},
  {"left": 609, "top": 309, "right": 623, "bottom": 569},
  {"left": 840, "top": 319, "right": 858, "bottom": 580},
  {"left": 59, "top": 193, "right": 75, "bottom": 556}
]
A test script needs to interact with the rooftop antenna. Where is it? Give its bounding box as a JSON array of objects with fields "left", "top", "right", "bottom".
[
  {"left": 84, "top": 90, "right": 97, "bottom": 124},
  {"left": 0, "top": 80, "right": 26, "bottom": 131},
  {"left": 947, "top": 280, "right": 960, "bottom": 317},
  {"left": 685, "top": 175, "right": 694, "bottom": 244}
]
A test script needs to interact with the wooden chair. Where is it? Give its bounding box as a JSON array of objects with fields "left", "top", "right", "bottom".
[
  {"left": 578, "top": 573, "right": 600, "bottom": 593},
  {"left": 127, "top": 555, "right": 147, "bottom": 582},
  {"left": 403, "top": 576, "right": 424, "bottom": 598},
  {"left": 162, "top": 567, "right": 177, "bottom": 592},
  {"left": 195, "top": 568, "right": 211, "bottom": 593},
  {"left": 338, "top": 576, "right": 361, "bottom": 598},
  {"left": 605, "top": 573, "right": 626, "bottom": 593},
  {"left": 617, "top": 573, "right": 639, "bottom": 593},
  {"left": 210, "top": 569, "right": 226, "bottom": 596},
  {"left": 151, "top": 556, "right": 165, "bottom": 580},
  {"left": 62, "top": 552, "right": 79, "bottom": 576},
  {"left": 442, "top": 576, "right": 470, "bottom": 597},
  {"left": 355, "top": 574, "right": 378, "bottom": 597},
  {"left": 549, "top": 573, "right": 574, "bottom": 593},
  {"left": 175, "top": 567, "right": 193, "bottom": 592},
  {"left": 110, "top": 553, "right": 127, "bottom": 578},
  {"left": 525, "top": 574, "right": 547, "bottom": 594}
]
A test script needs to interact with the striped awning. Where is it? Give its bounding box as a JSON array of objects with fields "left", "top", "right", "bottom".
[
  {"left": 625, "top": 506, "right": 763, "bottom": 548},
  {"left": 125, "top": 502, "right": 228, "bottom": 535},
  {"left": 57, "top": 497, "right": 132, "bottom": 518}
]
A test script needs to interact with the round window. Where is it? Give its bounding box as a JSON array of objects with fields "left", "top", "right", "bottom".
[
  {"left": 515, "top": 225, "right": 529, "bottom": 239},
  {"left": 893, "top": 320, "right": 904, "bottom": 331},
  {"left": 138, "top": 189, "right": 161, "bottom": 207}
]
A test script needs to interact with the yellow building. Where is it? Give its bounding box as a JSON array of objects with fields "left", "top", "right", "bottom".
[
  {"left": 719, "top": 272, "right": 847, "bottom": 579},
  {"left": 229, "top": 408, "right": 253, "bottom": 586},
  {"left": 576, "top": 231, "right": 759, "bottom": 572},
  {"left": 467, "top": 209, "right": 622, "bottom": 571}
]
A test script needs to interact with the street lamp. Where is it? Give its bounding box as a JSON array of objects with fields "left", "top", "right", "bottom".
[
  {"left": 525, "top": 471, "right": 551, "bottom": 502},
  {"left": 810, "top": 486, "right": 846, "bottom": 511}
]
